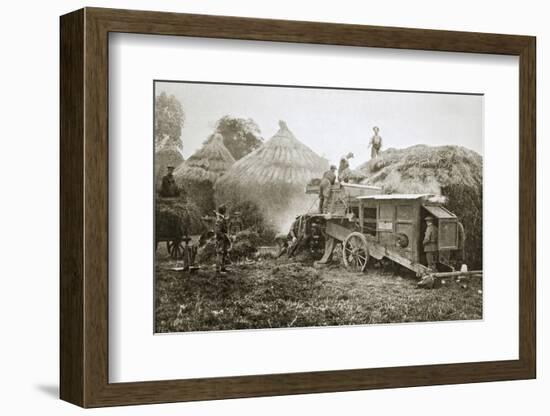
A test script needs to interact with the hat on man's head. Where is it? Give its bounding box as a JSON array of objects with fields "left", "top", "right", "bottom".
[
  {"left": 218, "top": 204, "right": 227, "bottom": 214},
  {"left": 346, "top": 152, "right": 354, "bottom": 159},
  {"left": 330, "top": 165, "right": 337, "bottom": 170},
  {"left": 425, "top": 216, "right": 434, "bottom": 222}
]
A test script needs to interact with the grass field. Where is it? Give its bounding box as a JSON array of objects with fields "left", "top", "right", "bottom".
[{"left": 155, "top": 245, "right": 482, "bottom": 333}]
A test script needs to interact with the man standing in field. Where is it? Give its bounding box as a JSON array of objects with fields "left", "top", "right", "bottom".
[
  {"left": 215, "top": 204, "right": 231, "bottom": 273},
  {"left": 319, "top": 165, "right": 337, "bottom": 214},
  {"left": 368, "top": 126, "right": 383, "bottom": 159},
  {"left": 423, "top": 216, "right": 438, "bottom": 271}
]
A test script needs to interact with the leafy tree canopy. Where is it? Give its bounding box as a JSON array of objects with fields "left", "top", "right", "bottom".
[
  {"left": 155, "top": 91, "right": 185, "bottom": 150},
  {"left": 207, "top": 116, "right": 263, "bottom": 160}
]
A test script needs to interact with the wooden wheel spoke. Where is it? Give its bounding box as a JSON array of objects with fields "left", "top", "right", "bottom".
[
  {"left": 342, "top": 232, "right": 369, "bottom": 273},
  {"left": 166, "top": 240, "right": 184, "bottom": 259}
]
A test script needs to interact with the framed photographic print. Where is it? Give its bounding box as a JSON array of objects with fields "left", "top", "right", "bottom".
[{"left": 60, "top": 7, "right": 536, "bottom": 407}]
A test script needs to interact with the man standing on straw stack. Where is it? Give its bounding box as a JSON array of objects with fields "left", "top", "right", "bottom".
[
  {"left": 319, "top": 165, "right": 337, "bottom": 214},
  {"left": 368, "top": 126, "right": 383, "bottom": 159}
]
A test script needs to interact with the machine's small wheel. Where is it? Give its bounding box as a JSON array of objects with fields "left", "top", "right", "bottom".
[
  {"left": 342, "top": 232, "right": 369, "bottom": 272},
  {"left": 167, "top": 240, "right": 184, "bottom": 260}
]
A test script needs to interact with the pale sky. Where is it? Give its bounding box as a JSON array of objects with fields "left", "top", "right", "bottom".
[{"left": 155, "top": 81, "right": 483, "bottom": 167}]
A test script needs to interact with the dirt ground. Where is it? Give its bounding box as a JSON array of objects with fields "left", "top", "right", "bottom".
[{"left": 155, "top": 245, "right": 482, "bottom": 333}]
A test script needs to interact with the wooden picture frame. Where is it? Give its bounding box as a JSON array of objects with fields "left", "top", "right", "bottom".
[{"left": 60, "top": 7, "right": 536, "bottom": 408}]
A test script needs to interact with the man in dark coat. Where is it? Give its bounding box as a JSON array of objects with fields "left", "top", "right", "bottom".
[
  {"left": 287, "top": 215, "right": 311, "bottom": 257},
  {"left": 319, "top": 165, "right": 337, "bottom": 213},
  {"left": 159, "top": 166, "right": 180, "bottom": 198},
  {"left": 215, "top": 204, "right": 231, "bottom": 273},
  {"left": 423, "top": 216, "right": 438, "bottom": 271}
]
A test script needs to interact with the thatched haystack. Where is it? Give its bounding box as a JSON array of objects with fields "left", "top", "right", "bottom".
[
  {"left": 173, "top": 133, "right": 235, "bottom": 214},
  {"left": 360, "top": 144, "right": 483, "bottom": 269},
  {"left": 215, "top": 121, "right": 328, "bottom": 233},
  {"left": 155, "top": 146, "right": 184, "bottom": 191}
]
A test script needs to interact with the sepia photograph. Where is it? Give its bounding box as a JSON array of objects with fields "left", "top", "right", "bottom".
[{"left": 154, "top": 81, "right": 483, "bottom": 333}]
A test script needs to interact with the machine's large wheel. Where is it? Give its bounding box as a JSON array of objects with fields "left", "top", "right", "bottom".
[
  {"left": 167, "top": 240, "right": 184, "bottom": 260},
  {"left": 342, "top": 232, "right": 369, "bottom": 272}
]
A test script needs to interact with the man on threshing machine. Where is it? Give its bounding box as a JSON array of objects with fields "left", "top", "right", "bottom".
[
  {"left": 287, "top": 216, "right": 310, "bottom": 258},
  {"left": 368, "top": 126, "right": 383, "bottom": 159},
  {"left": 159, "top": 166, "right": 181, "bottom": 198},
  {"left": 276, "top": 216, "right": 302, "bottom": 258},
  {"left": 277, "top": 215, "right": 325, "bottom": 258},
  {"left": 338, "top": 152, "right": 354, "bottom": 183},
  {"left": 319, "top": 165, "right": 337, "bottom": 214},
  {"left": 423, "top": 216, "right": 439, "bottom": 271},
  {"left": 215, "top": 204, "right": 231, "bottom": 273}
]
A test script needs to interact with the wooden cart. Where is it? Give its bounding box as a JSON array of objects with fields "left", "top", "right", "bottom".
[
  {"left": 155, "top": 197, "right": 195, "bottom": 264},
  {"left": 156, "top": 233, "right": 188, "bottom": 260}
]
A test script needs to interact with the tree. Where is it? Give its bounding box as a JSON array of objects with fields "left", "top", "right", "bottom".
[
  {"left": 207, "top": 116, "right": 263, "bottom": 160},
  {"left": 155, "top": 91, "right": 185, "bottom": 149}
]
